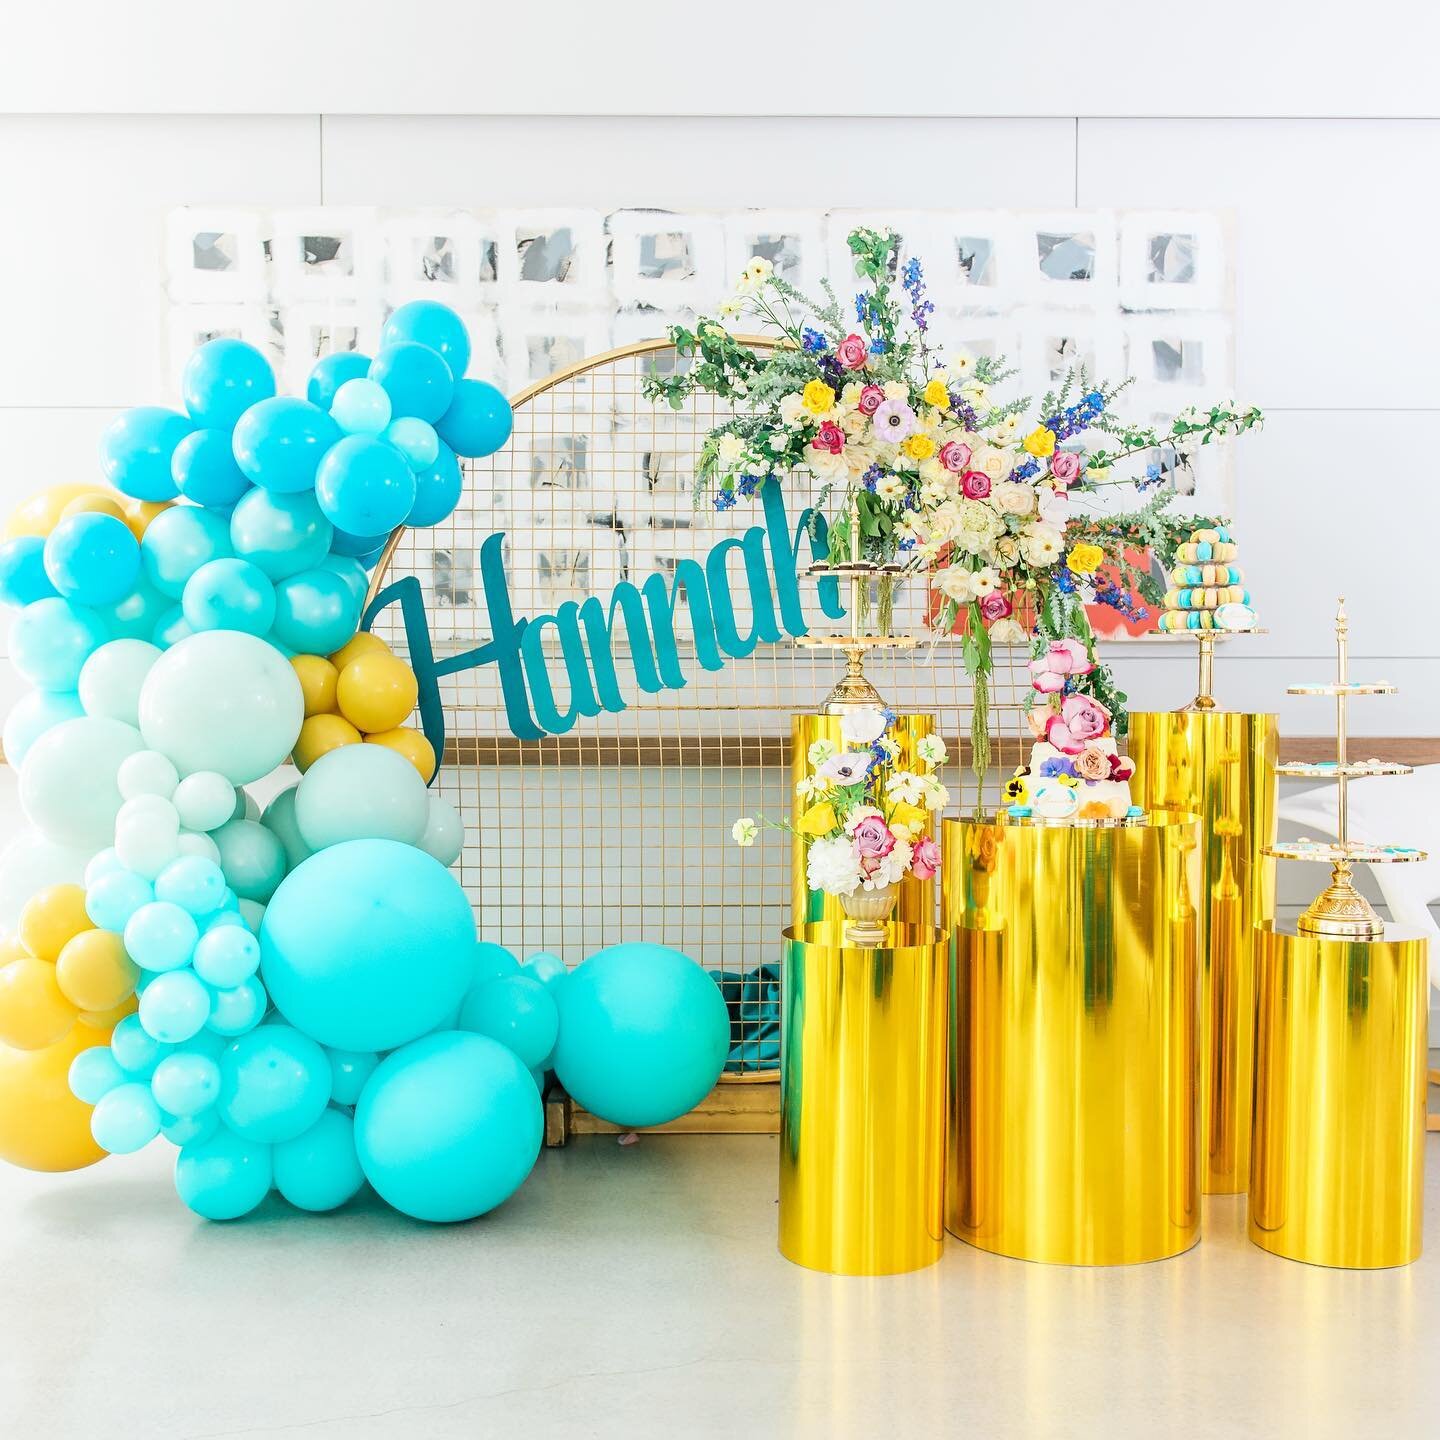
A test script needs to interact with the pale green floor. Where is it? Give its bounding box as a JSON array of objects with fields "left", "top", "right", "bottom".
[{"left": 1, "top": 1124, "right": 1438, "bottom": 1440}]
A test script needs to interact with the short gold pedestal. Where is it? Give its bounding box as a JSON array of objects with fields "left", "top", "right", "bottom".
[
  {"left": 1129, "top": 710, "right": 1277, "bottom": 1193},
  {"left": 778, "top": 923, "right": 947, "bottom": 1275},
  {"left": 943, "top": 813, "right": 1201, "bottom": 1266},
  {"left": 1249, "top": 923, "right": 1429, "bottom": 1269}
]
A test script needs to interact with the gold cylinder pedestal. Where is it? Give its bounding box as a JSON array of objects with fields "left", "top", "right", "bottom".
[
  {"left": 943, "top": 813, "right": 1201, "bottom": 1266},
  {"left": 1249, "top": 923, "right": 1429, "bottom": 1269},
  {"left": 1129, "top": 710, "right": 1277, "bottom": 1194},
  {"left": 779, "top": 923, "right": 947, "bottom": 1275}
]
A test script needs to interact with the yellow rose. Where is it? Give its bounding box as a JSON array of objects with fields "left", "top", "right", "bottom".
[
  {"left": 797, "top": 801, "right": 838, "bottom": 836},
  {"left": 901, "top": 433, "right": 936, "bottom": 461},
  {"left": 889, "top": 801, "right": 927, "bottom": 832},
  {"left": 1022, "top": 426, "right": 1057, "bottom": 458},
  {"left": 802, "top": 380, "right": 836, "bottom": 415},
  {"left": 923, "top": 378, "right": 949, "bottom": 407},
  {"left": 1067, "top": 543, "right": 1104, "bottom": 575}
]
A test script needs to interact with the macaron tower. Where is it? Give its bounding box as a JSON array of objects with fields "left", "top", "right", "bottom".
[{"left": 1158, "top": 525, "right": 1255, "bottom": 632}]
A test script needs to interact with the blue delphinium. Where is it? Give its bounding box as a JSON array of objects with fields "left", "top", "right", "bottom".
[
  {"left": 801, "top": 327, "right": 828, "bottom": 354},
  {"left": 861, "top": 463, "right": 883, "bottom": 493},
  {"left": 713, "top": 488, "right": 737, "bottom": 511},
  {"left": 901, "top": 256, "right": 934, "bottom": 332}
]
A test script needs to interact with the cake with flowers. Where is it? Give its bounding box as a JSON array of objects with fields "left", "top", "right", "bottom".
[
  {"left": 1158, "top": 525, "right": 1255, "bottom": 632},
  {"left": 1003, "top": 638, "right": 1138, "bottom": 822}
]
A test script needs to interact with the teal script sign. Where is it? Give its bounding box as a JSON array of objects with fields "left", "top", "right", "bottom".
[{"left": 362, "top": 482, "right": 845, "bottom": 758}]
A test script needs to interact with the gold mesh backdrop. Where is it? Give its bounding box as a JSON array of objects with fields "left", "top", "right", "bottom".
[{"left": 369, "top": 339, "right": 1034, "bottom": 1075}]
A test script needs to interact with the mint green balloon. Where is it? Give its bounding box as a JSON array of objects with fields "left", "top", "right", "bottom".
[
  {"left": 260, "top": 785, "right": 314, "bottom": 870},
  {"left": 212, "top": 817, "right": 287, "bottom": 903},
  {"left": 18, "top": 715, "right": 143, "bottom": 849},
  {"left": 79, "top": 639, "right": 162, "bottom": 727},
  {"left": 293, "top": 744, "right": 428, "bottom": 851}
]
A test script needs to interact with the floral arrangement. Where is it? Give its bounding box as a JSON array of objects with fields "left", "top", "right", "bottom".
[{"left": 731, "top": 705, "right": 947, "bottom": 897}]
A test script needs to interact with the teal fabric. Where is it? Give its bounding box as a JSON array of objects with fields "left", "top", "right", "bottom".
[{"left": 706, "top": 964, "right": 781, "bottom": 1073}]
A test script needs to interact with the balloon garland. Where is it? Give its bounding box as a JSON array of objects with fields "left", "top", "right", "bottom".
[{"left": 0, "top": 302, "right": 732, "bottom": 1222}]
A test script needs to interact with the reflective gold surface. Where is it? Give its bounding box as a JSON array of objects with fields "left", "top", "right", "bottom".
[
  {"left": 943, "top": 812, "right": 1201, "bottom": 1265},
  {"left": 1129, "top": 709, "right": 1277, "bottom": 1193},
  {"left": 1249, "top": 923, "right": 1428, "bottom": 1269},
  {"left": 779, "top": 923, "right": 947, "bottom": 1274},
  {"left": 790, "top": 713, "right": 936, "bottom": 932}
]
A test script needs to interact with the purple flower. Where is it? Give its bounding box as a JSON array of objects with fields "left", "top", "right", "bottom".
[{"left": 871, "top": 399, "right": 917, "bottom": 442}]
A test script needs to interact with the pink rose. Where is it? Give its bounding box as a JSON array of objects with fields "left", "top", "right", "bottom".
[
  {"left": 837, "top": 333, "right": 869, "bottom": 371},
  {"left": 851, "top": 816, "right": 896, "bottom": 859},
  {"left": 960, "top": 469, "right": 992, "bottom": 500},
  {"left": 811, "top": 420, "right": 845, "bottom": 456},
  {"left": 911, "top": 835, "right": 941, "bottom": 880},
  {"left": 1030, "top": 667, "right": 1065, "bottom": 694},
  {"left": 1040, "top": 637, "right": 1091, "bottom": 676},
  {"left": 857, "top": 384, "right": 886, "bottom": 416},
  {"left": 979, "top": 591, "right": 1012, "bottom": 622},
  {"left": 1050, "top": 451, "right": 1082, "bottom": 485},
  {"left": 938, "top": 440, "right": 972, "bottom": 473},
  {"left": 1045, "top": 694, "right": 1111, "bottom": 754}
]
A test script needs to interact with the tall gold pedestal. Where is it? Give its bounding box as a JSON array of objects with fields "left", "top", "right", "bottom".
[
  {"left": 1249, "top": 923, "right": 1429, "bottom": 1269},
  {"left": 942, "top": 813, "right": 1201, "bottom": 1266},
  {"left": 1129, "top": 710, "right": 1277, "bottom": 1194},
  {"left": 779, "top": 923, "right": 947, "bottom": 1275},
  {"left": 790, "top": 713, "right": 936, "bottom": 931}
]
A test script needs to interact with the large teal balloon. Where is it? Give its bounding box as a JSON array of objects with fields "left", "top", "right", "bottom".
[
  {"left": 382, "top": 301, "right": 471, "bottom": 379},
  {"left": 293, "top": 744, "right": 428, "bottom": 851},
  {"left": 181, "top": 338, "right": 276, "bottom": 430},
  {"left": 78, "top": 638, "right": 162, "bottom": 726},
  {"left": 10, "top": 596, "right": 108, "bottom": 692},
  {"left": 553, "top": 943, "right": 730, "bottom": 1128},
  {"left": 43, "top": 513, "right": 140, "bottom": 607},
  {"left": 306, "top": 352, "right": 371, "bottom": 411},
  {"left": 174, "top": 1130, "right": 272, "bottom": 1220},
  {"left": 314, "top": 436, "right": 416, "bottom": 537},
  {"left": 273, "top": 1107, "right": 365, "bottom": 1212},
  {"left": 229, "top": 487, "right": 333, "bottom": 581},
  {"left": 270, "top": 566, "right": 362, "bottom": 655},
  {"left": 101, "top": 407, "right": 193, "bottom": 501},
  {"left": 2, "top": 689, "right": 84, "bottom": 768},
  {"left": 182, "top": 558, "right": 276, "bottom": 637},
  {"left": 217, "top": 1023, "right": 331, "bottom": 1143},
  {"left": 19, "top": 715, "right": 142, "bottom": 849},
  {"left": 259, "top": 839, "right": 474, "bottom": 1051},
  {"left": 459, "top": 974, "right": 558, "bottom": 1070},
  {"left": 436, "top": 379, "right": 512, "bottom": 459},
  {"left": 141, "top": 505, "right": 233, "bottom": 598},
  {"left": 171, "top": 428, "right": 252, "bottom": 508},
  {"left": 353, "top": 1031, "right": 541, "bottom": 1222},
  {"left": 232, "top": 397, "right": 340, "bottom": 493},
  {"left": 369, "top": 343, "right": 455, "bottom": 424}
]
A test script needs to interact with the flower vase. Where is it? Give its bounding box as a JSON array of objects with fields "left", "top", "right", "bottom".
[{"left": 840, "top": 883, "right": 899, "bottom": 947}]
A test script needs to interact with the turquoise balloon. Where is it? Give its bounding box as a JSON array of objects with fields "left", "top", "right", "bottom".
[
  {"left": 259, "top": 839, "right": 474, "bottom": 1051},
  {"left": 293, "top": 744, "right": 428, "bottom": 851},
  {"left": 78, "top": 638, "right": 162, "bottom": 727},
  {"left": 307, "top": 352, "right": 371, "bottom": 411},
  {"left": 314, "top": 436, "right": 416, "bottom": 537},
  {"left": 260, "top": 785, "right": 314, "bottom": 870},
  {"left": 273, "top": 1107, "right": 364, "bottom": 1212},
  {"left": 553, "top": 943, "right": 730, "bottom": 1129},
  {"left": 384, "top": 417, "right": 439, "bottom": 471},
  {"left": 270, "top": 566, "right": 362, "bottom": 655},
  {"left": 100, "top": 578, "right": 170, "bottom": 642},
  {"left": 86, "top": 867, "right": 154, "bottom": 931},
  {"left": 152, "top": 605, "right": 193, "bottom": 648},
  {"left": 369, "top": 343, "right": 454, "bottom": 424},
  {"left": 91, "top": 1081, "right": 162, "bottom": 1153},
  {"left": 382, "top": 302, "right": 471, "bottom": 380},
  {"left": 327, "top": 1048, "right": 378, "bottom": 1106},
  {"left": 171, "top": 427, "right": 252, "bottom": 508},
  {"left": 181, "top": 338, "right": 276, "bottom": 430},
  {"left": 43, "top": 513, "right": 140, "bottom": 606},
  {"left": 354, "top": 1031, "right": 541, "bottom": 1222},
  {"left": 193, "top": 924, "right": 260, "bottom": 988},
  {"left": 459, "top": 974, "right": 558, "bottom": 1070},
  {"left": 2, "top": 689, "right": 84, "bottom": 768},
  {"left": 208, "top": 975, "right": 267, "bottom": 1037},
  {"left": 406, "top": 440, "right": 462, "bottom": 527},
  {"left": 521, "top": 952, "right": 569, "bottom": 989},
  {"left": 112, "top": 1013, "right": 168, "bottom": 1076},
  {"left": 0, "top": 535, "right": 57, "bottom": 607},
  {"left": 436, "top": 379, "right": 512, "bottom": 459},
  {"left": 10, "top": 596, "right": 108, "bottom": 691},
  {"left": 229, "top": 488, "right": 334, "bottom": 581},
  {"left": 217, "top": 1023, "right": 331, "bottom": 1143},
  {"left": 212, "top": 817, "right": 287, "bottom": 902},
  {"left": 124, "top": 900, "right": 199, "bottom": 972},
  {"left": 162, "top": 1108, "right": 221, "bottom": 1148},
  {"left": 315, "top": 554, "right": 368, "bottom": 607},
  {"left": 69, "top": 1044, "right": 126, "bottom": 1104},
  {"left": 331, "top": 378, "right": 392, "bottom": 437},
  {"left": 141, "top": 505, "right": 232, "bottom": 598},
  {"left": 150, "top": 1050, "right": 221, "bottom": 1117},
  {"left": 232, "top": 396, "right": 340, "bottom": 493},
  {"left": 155, "top": 855, "right": 227, "bottom": 916},
  {"left": 101, "top": 406, "right": 193, "bottom": 501},
  {"left": 139, "top": 969, "right": 211, "bottom": 1044},
  {"left": 174, "top": 1130, "right": 272, "bottom": 1220},
  {"left": 329, "top": 528, "right": 388, "bottom": 561},
  {"left": 19, "top": 715, "right": 141, "bottom": 850},
  {"left": 472, "top": 942, "right": 520, "bottom": 987},
  {"left": 182, "top": 558, "right": 276, "bottom": 637}
]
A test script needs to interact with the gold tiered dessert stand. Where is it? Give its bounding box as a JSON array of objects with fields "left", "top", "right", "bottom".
[
  {"left": 1175, "top": 622, "right": 1266, "bottom": 713},
  {"left": 1266, "top": 597, "right": 1427, "bottom": 937}
]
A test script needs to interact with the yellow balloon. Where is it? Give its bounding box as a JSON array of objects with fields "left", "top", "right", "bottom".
[
  {"left": 0, "top": 957, "right": 77, "bottom": 1050},
  {"left": 365, "top": 727, "right": 437, "bottom": 781},
  {"left": 336, "top": 653, "right": 420, "bottom": 734},
  {"left": 293, "top": 713, "right": 363, "bottom": 773},
  {"left": 291, "top": 654, "right": 341, "bottom": 718},
  {"left": 121, "top": 497, "right": 174, "bottom": 540},
  {"left": 3, "top": 483, "right": 106, "bottom": 540},
  {"left": 329, "top": 631, "right": 390, "bottom": 671},
  {"left": 18, "top": 883, "right": 93, "bottom": 963},
  {"left": 78, "top": 995, "right": 138, "bottom": 1030},
  {"left": 60, "top": 492, "right": 129, "bottom": 523},
  {"left": 0, "top": 934, "right": 29, "bottom": 969},
  {"left": 0, "top": 1024, "right": 112, "bottom": 1172},
  {"left": 56, "top": 929, "right": 139, "bottom": 1013}
]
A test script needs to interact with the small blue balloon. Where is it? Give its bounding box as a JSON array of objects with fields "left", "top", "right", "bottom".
[
  {"left": 384, "top": 417, "right": 440, "bottom": 471},
  {"left": 229, "top": 487, "right": 333, "bottom": 581},
  {"left": 175, "top": 1129, "right": 272, "bottom": 1220},
  {"left": 0, "top": 535, "right": 58, "bottom": 607},
  {"left": 273, "top": 1107, "right": 365, "bottom": 1212},
  {"left": 314, "top": 436, "right": 417, "bottom": 538},
  {"left": 208, "top": 975, "right": 268, "bottom": 1037},
  {"left": 232, "top": 397, "right": 341, "bottom": 494},
  {"left": 9, "top": 597, "right": 108, "bottom": 692},
  {"left": 141, "top": 505, "right": 233, "bottom": 598},
  {"left": 2, "top": 688, "right": 85, "bottom": 768},
  {"left": 472, "top": 942, "right": 521, "bottom": 987},
  {"left": 86, "top": 867, "right": 155, "bottom": 932},
  {"left": 100, "top": 407, "right": 194, "bottom": 501},
  {"left": 369, "top": 343, "right": 455, "bottom": 424},
  {"left": 522, "top": 952, "right": 569, "bottom": 989},
  {"left": 150, "top": 1050, "right": 221, "bottom": 1117},
  {"left": 193, "top": 925, "right": 260, "bottom": 988},
  {"left": 182, "top": 339, "right": 276, "bottom": 430},
  {"left": 406, "top": 440, "right": 463, "bottom": 527},
  {"left": 43, "top": 513, "right": 140, "bottom": 607},
  {"left": 331, "top": 379, "right": 392, "bottom": 437},
  {"left": 459, "top": 974, "right": 558, "bottom": 1070},
  {"left": 91, "top": 1081, "right": 162, "bottom": 1153},
  {"left": 212, "top": 817, "right": 287, "bottom": 903},
  {"left": 124, "top": 900, "right": 200, "bottom": 973},
  {"left": 327, "top": 1048, "right": 379, "bottom": 1107},
  {"left": 171, "top": 428, "right": 252, "bottom": 508},
  {"left": 217, "top": 1023, "right": 331, "bottom": 1143},
  {"left": 111, "top": 1013, "right": 169, "bottom": 1076},
  {"left": 182, "top": 558, "right": 276, "bottom": 637},
  {"left": 139, "top": 969, "right": 211, "bottom": 1043},
  {"left": 307, "top": 352, "right": 372, "bottom": 411},
  {"left": 162, "top": 1108, "right": 220, "bottom": 1148},
  {"left": 382, "top": 301, "right": 471, "bottom": 381},
  {"left": 99, "top": 578, "right": 170, "bottom": 642},
  {"left": 152, "top": 604, "right": 193, "bottom": 649},
  {"left": 270, "top": 566, "right": 363, "bottom": 655},
  {"left": 436, "top": 379, "right": 512, "bottom": 459},
  {"left": 155, "top": 855, "right": 228, "bottom": 916},
  {"left": 69, "top": 1044, "right": 126, "bottom": 1104}
]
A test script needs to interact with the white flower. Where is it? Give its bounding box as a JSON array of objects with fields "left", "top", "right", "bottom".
[
  {"left": 960, "top": 380, "right": 990, "bottom": 408},
  {"left": 807, "top": 835, "right": 863, "bottom": 897},
  {"left": 949, "top": 351, "right": 975, "bottom": 379},
  {"left": 1037, "top": 485, "right": 1069, "bottom": 527},
  {"left": 916, "top": 735, "right": 948, "bottom": 767},
  {"left": 807, "top": 738, "right": 838, "bottom": 767},
  {"left": 842, "top": 804, "right": 883, "bottom": 834},
  {"left": 992, "top": 481, "right": 1035, "bottom": 517},
  {"left": 806, "top": 446, "right": 847, "bottom": 479},
  {"left": 840, "top": 382, "right": 865, "bottom": 408},
  {"left": 818, "top": 751, "right": 872, "bottom": 785},
  {"left": 795, "top": 775, "right": 831, "bottom": 802},
  {"left": 840, "top": 409, "right": 869, "bottom": 437},
  {"left": 883, "top": 380, "right": 909, "bottom": 401},
  {"left": 938, "top": 567, "right": 976, "bottom": 604},
  {"left": 989, "top": 617, "right": 1028, "bottom": 643},
  {"left": 732, "top": 817, "right": 758, "bottom": 847},
  {"left": 746, "top": 256, "right": 773, "bottom": 286},
  {"left": 970, "top": 444, "right": 1010, "bottom": 481},
  {"left": 767, "top": 432, "right": 790, "bottom": 455},
  {"left": 717, "top": 298, "right": 742, "bottom": 319},
  {"left": 919, "top": 775, "right": 951, "bottom": 812},
  {"left": 779, "top": 392, "right": 805, "bottom": 427},
  {"left": 886, "top": 770, "right": 926, "bottom": 806},
  {"left": 840, "top": 705, "right": 888, "bottom": 745},
  {"left": 876, "top": 473, "right": 907, "bottom": 503},
  {"left": 716, "top": 433, "right": 746, "bottom": 470},
  {"left": 1021, "top": 523, "right": 1064, "bottom": 567},
  {"left": 864, "top": 839, "right": 914, "bottom": 889}
]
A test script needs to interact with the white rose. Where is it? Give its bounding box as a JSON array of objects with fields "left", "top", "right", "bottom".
[
  {"left": 767, "top": 431, "right": 790, "bottom": 454},
  {"left": 992, "top": 481, "right": 1034, "bottom": 516},
  {"left": 989, "top": 617, "right": 1028, "bottom": 643},
  {"left": 972, "top": 444, "right": 1010, "bottom": 481},
  {"left": 716, "top": 433, "right": 746, "bottom": 469},
  {"left": 806, "top": 446, "right": 847, "bottom": 479},
  {"left": 939, "top": 567, "right": 975, "bottom": 604},
  {"left": 883, "top": 380, "right": 908, "bottom": 401},
  {"left": 779, "top": 393, "right": 805, "bottom": 427}
]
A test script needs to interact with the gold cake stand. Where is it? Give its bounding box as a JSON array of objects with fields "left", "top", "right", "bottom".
[{"left": 1175, "top": 625, "right": 1266, "bottom": 713}]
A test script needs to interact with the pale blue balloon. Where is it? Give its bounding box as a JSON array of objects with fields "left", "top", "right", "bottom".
[
  {"left": 2, "top": 688, "right": 84, "bottom": 768},
  {"left": 326, "top": 1048, "right": 379, "bottom": 1106},
  {"left": 418, "top": 794, "right": 464, "bottom": 866},
  {"left": 18, "top": 715, "right": 142, "bottom": 851},
  {"left": 270, "top": 567, "right": 363, "bottom": 655},
  {"left": 152, "top": 605, "right": 193, "bottom": 649},
  {"left": 99, "top": 579, "right": 170, "bottom": 642},
  {"left": 207, "top": 975, "right": 267, "bottom": 1037},
  {"left": 212, "top": 817, "right": 287, "bottom": 902},
  {"left": 78, "top": 638, "right": 162, "bottom": 727},
  {"left": 43, "top": 513, "right": 140, "bottom": 607},
  {"left": 10, "top": 597, "right": 108, "bottom": 691},
  {"left": 331, "top": 378, "right": 392, "bottom": 437},
  {"left": 521, "top": 952, "right": 569, "bottom": 990},
  {"left": 294, "top": 744, "right": 428, "bottom": 851},
  {"left": 91, "top": 1081, "right": 162, "bottom": 1153},
  {"left": 181, "top": 338, "right": 276, "bottom": 430},
  {"left": 84, "top": 848, "right": 126, "bottom": 887},
  {"left": 273, "top": 1107, "right": 365, "bottom": 1212},
  {"left": 171, "top": 427, "right": 252, "bottom": 508},
  {"left": 174, "top": 1130, "right": 272, "bottom": 1220},
  {"left": 173, "top": 771, "right": 238, "bottom": 833},
  {"left": 193, "top": 925, "right": 260, "bottom": 988},
  {"left": 150, "top": 1050, "right": 221, "bottom": 1116},
  {"left": 315, "top": 554, "right": 369, "bottom": 608},
  {"left": 381, "top": 301, "right": 471, "bottom": 380},
  {"left": 217, "top": 1023, "right": 331, "bottom": 1143},
  {"left": 139, "top": 968, "right": 211, "bottom": 1043},
  {"left": 100, "top": 407, "right": 193, "bottom": 501},
  {"left": 232, "top": 396, "right": 340, "bottom": 493},
  {"left": 182, "top": 558, "right": 276, "bottom": 637},
  {"left": 140, "top": 505, "right": 232, "bottom": 599},
  {"left": 162, "top": 1108, "right": 220, "bottom": 1148},
  {"left": 85, "top": 867, "right": 155, "bottom": 932},
  {"left": 384, "top": 417, "right": 439, "bottom": 471},
  {"left": 0, "top": 535, "right": 57, "bottom": 607},
  {"left": 459, "top": 974, "right": 558, "bottom": 1070},
  {"left": 155, "top": 855, "right": 228, "bottom": 916},
  {"left": 354, "top": 1031, "right": 541, "bottom": 1223},
  {"left": 229, "top": 487, "right": 334, "bottom": 581},
  {"left": 124, "top": 900, "right": 200, "bottom": 972},
  {"left": 68, "top": 1044, "right": 126, "bottom": 1104},
  {"left": 111, "top": 1013, "right": 169, "bottom": 1076}
]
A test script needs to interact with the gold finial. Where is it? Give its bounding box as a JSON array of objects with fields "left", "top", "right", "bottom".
[{"left": 1335, "top": 595, "right": 1348, "bottom": 634}]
